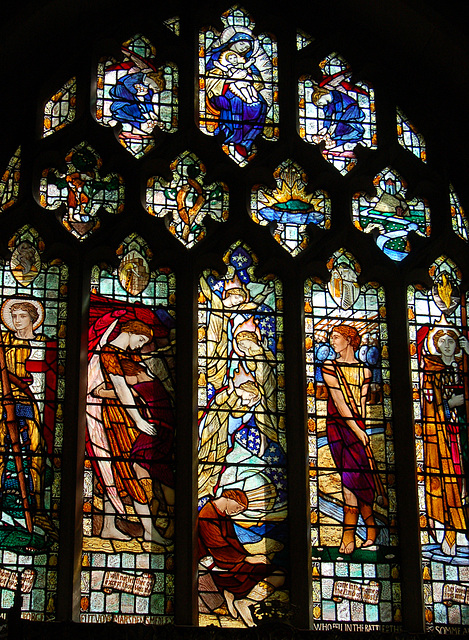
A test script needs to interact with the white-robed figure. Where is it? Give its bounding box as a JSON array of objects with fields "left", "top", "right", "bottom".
[{"left": 198, "top": 312, "right": 283, "bottom": 519}]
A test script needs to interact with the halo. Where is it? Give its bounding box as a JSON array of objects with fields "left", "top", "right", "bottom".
[
  {"left": 426, "top": 319, "right": 461, "bottom": 356},
  {"left": 1, "top": 297, "right": 45, "bottom": 332}
]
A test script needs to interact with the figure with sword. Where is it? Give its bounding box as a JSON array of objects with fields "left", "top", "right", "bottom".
[{"left": 0, "top": 297, "right": 58, "bottom": 549}]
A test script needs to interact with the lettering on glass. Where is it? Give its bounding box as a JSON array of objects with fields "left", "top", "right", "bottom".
[
  {"left": 306, "top": 249, "right": 401, "bottom": 627},
  {"left": 0, "top": 227, "right": 67, "bottom": 620},
  {"left": 409, "top": 256, "right": 469, "bottom": 630},
  {"left": 82, "top": 235, "right": 175, "bottom": 624}
]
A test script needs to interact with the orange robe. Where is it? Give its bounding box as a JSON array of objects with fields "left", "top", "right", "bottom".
[
  {"left": 422, "top": 354, "right": 466, "bottom": 531},
  {"left": 100, "top": 344, "right": 147, "bottom": 504}
]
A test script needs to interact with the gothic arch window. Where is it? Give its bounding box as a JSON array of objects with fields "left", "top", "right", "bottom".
[{"left": 1, "top": 1, "right": 469, "bottom": 636}]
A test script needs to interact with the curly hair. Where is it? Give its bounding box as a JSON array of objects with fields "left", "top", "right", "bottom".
[
  {"left": 330, "top": 324, "right": 361, "bottom": 351},
  {"left": 432, "top": 328, "right": 460, "bottom": 354},
  {"left": 10, "top": 301, "right": 39, "bottom": 325}
]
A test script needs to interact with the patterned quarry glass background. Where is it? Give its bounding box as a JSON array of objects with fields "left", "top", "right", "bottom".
[
  {"left": 43, "top": 78, "right": 76, "bottom": 138},
  {"left": 450, "top": 186, "right": 468, "bottom": 242},
  {"left": 0, "top": 147, "right": 21, "bottom": 213},
  {"left": 82, "top": 234, "right": 176, "bottom": 624},
  {"left": 197, "top": 242, "right": 288, "bottom": 628},
  {"left": 396, "top": 109, "right": 426, "bottom": 162},
  {"left": 298, "top": 53, "right": 377, "bottom": 174},
  {"left": 198, "top": 5, "right": 279, "bottom": 166},
  {"left": 305, "top": 249, "right": 401, "bottom": 631},
  {"left": 408, "top": 256, "right": 469, "bottom": 632},
  {"left": 0, "top": 226, "right": 67, "bottom": 621}
]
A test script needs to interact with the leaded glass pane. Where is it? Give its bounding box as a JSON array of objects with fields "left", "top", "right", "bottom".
[
  {"left": 352, "top": 167, "right": 431, "bottom": 262},
  {"left": 39, "top": 143, "right": 124, "bottom": 240},
  {"left": 43, "top": 78, "right": 76, "bottom": 137},
  {"left": 145, "top": 151, "right": 229, "bottom": 247},
  {"left": 0, "top": 226, "right": 67, "bottom": 622},
  {"left": 82, "top": 234, "right": 176, "bottom": 624},
  {"left": 95, "top": 34, "right": 178, "bottom": 159},
  {"left": 306, "top": 249, "right": 401, "bottom": 630},
  {"left": 396, "top": 108, "right": 426, "bottom": 162},
  {"left": 251, "top": 159, "right": 330, "bottom": 256},
  {"left": 408, "top": 256, "right": 469, "bottom": 632},
  {"left": 0, "top": 147, "right": 21, "bottom": 212},
  {"left": 198, "top": 242, "right": 288, "bottom": 627},
  {"left": 299, "top": 54, "right": 377, "bottom": 174},
  {"left": 450, "top": 185, "right": 468, "bottom": 242},
  {"left": 198, "top": 5, "right": 279, "bottom": 166}
]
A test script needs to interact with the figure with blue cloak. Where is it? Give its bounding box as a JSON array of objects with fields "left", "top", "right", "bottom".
[
  {"left": 205, "top": 26, "right": 271, "bottom": 158},
  {"left": 311, "top": 71, "right": 367, "bottom": 153},
  {"left": 107, "top": 47, "right": 165, "bottom": 136}
]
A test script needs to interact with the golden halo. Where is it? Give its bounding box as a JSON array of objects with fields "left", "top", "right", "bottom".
[
  {"left": 1, "top": 297, "right": 45, "bottom": 332},
  {"left": 426, "top": 319, "right": 461, "bottom": 356}
]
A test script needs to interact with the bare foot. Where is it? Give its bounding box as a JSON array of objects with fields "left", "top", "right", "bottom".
[
  {"left": 101, "top": 521, "right": 131, "bottom": 541},
  {"left": 224, "top": 590, "right": 238, "bottom": 618},
  {"left": 234, "top": 598, "right": 255, "bottom": 627}
]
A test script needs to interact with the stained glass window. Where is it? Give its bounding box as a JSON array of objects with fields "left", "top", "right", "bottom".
[
  {"left": 352, "top": 167, "right": 431, "bottom": 262},
  {"left": 305, "top": 249, "right": 400, "bottom": 630},
  {"left": 43, "top": 78, "right": 76, "bottom": 137},
  {"left": 39, "top": 142, "right": 124, "bottom": 240},
  {"left": 198, "top": 5, "right": 279, "bottom": 166},
  {"left": 145, "top": 151, "right": 229, "bottom": 247},
  {"left": 450, "top": 186, "right": 468, "bottom": 242},
  {"left": 251, "top": 160, "right": 330, "bottom": 256},
  {"left": 297, "top": 30, "right": 313, "bottom": 51},
  {"left": 95, "top": 34, "right": 178, "bottom": 159},
  {"left": 163, "top": 18, "right": 180, "bottom": 36},
  {"left": 299, "top": 54, "right": 377, "bottom": 174},
  {"left": 0, "top": 147, "right": 21, "bottom": 212},
  {"left": 197, "top": 242, "right": 288, "bottom": 627},
  {"left": 0, "top": 226, "right": 67, "bottom": 621},
  {"left": 396, "top": 109, "right": 426, "bottom": 162},
  {"left": 82, "top": 234, "right": 176, "bottom": 624},
  {"left": 408, "top": 256, "right": 469, "bottom": 631}
]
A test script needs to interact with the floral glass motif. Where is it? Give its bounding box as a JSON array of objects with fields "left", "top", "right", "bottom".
[
  {"left": 39, "top": 142, "right": 124, "bottom": 240},
  {"left": 450, "top": 185, "right": 468, "bottom": 242},
  {"left": 43, "top": 78, "right": 76, "bottom": 137},
  {"left": 352, "top": 167, "right": 431, "bottom": 262},
  {"left": 198, "top": 242, "right": 288, "bottom": 628},
  {"left": 305, "top": 249, "right": 401, "bottom": 630},
  {"left": 396, "top": 108, "right": 426, "bottom": 162},
  {"left": 408, "top": 256, "right": 469, "bottom": 632},
  {"left": 0, "top": 147, "right": 21, "bottom": 212},
  {"left": 198, "top": 5, "right": 279, "bottom": 166},
  {"left": 0, "top": 227, "right": 67, "bottom": 621},
  {"left": 96, "top": 34, "right": 178, "bottom": 159},
  {"left": 82, "top": 235, "right": 176, "bottom": 624},
  {"left": 146, "top": 151, "right": 229, "bottom": 247},
  {"left": 251, "top": 159, "right": 331, "bottom": 256},
  {"left": 299, "top": 53, "right": 377, "bottom": 174}
]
